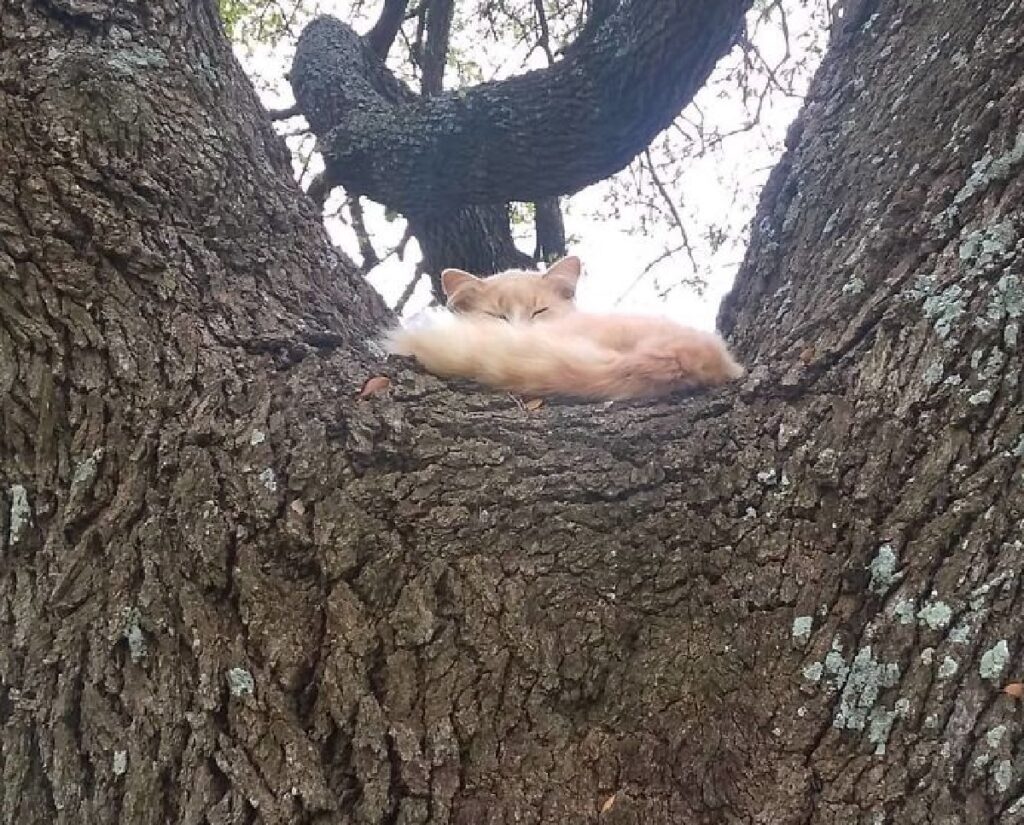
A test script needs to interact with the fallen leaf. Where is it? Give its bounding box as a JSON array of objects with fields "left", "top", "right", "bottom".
[
  {"left": 524, "top": 398, "right": 545, "bottom": 412},
  {"left": 600, "top": 794, "right": 616, "bottom": 814},
  {"left": 358, "top": 376, "right": 391, "bottom": 398},
  {"left": 1003, "top": 682, "right": 1024, "bottom": 699}
]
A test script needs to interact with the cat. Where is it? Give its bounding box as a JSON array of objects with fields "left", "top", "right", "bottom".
[{"left": 384, "top": 256, "right": 745, "bottom": 400}]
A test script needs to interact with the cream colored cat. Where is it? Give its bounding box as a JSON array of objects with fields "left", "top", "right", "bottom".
[{"left": 385, "top": 256, "right": 744, "bottom": 400}]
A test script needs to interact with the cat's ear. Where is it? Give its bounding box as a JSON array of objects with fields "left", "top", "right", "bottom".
[
  {"left": 543, "top": 256, "right": 582, "bottom": 298},
  {"left": 441, "top": 268, "right": 480, "bottom": 297}
]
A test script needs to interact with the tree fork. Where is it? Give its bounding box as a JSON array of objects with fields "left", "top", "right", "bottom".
[{"left": 3, "top": 0, "right": 1024, "bottom": 823}]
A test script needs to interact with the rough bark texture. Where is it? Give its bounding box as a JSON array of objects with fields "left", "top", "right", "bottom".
[
  {"left": 291, "top": 1, "right": 752, "bottom": 214},
  {"left": 2, "top": 3, "right": 1024, "bottom": 825}
]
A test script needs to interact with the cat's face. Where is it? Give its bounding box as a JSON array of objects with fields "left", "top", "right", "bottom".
[{"left": 440, "top": 256, "right": 582, "bottom": 324}]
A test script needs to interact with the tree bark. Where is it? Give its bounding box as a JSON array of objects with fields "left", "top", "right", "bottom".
[{"left": 2, "top": 3, "right": 1024, "bottom": 825}]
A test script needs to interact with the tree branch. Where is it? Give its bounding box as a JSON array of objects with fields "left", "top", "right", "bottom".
[
  {"left": 420, "top": 0, "right": 455, "bottom": 95},
  {"left": 291, "top": 1, "right": 752, "bottom": 215},
  {"left": 305, "top": 171, "right": 332, "bottom": 209},
  {"left": 365, "top": 0, "right": 412, "bottom": 58},
  {"left": 642, "top": 149, "right": 697, "bottom": 274},
  {"left": 529, "top": 2, "right": 565, "bottom": 265},
  {"left": 268, "top": 104, "right": 300, "bottom": 120},
  {"left": 531, "top": 0, "right": 555, "bottom": 64},
  {"left": 394, "top": 266, "right": 424, "bottom": 314},
  {"left": 533, "top": 197, "right": 566, "bottom": 263},
  {"left": 348, "top": 196, "right": 381, "bottom": 271}
]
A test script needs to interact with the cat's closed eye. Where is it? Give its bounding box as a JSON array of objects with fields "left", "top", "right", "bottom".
[
  {"left": 486, "top": 312, "right": 510, "bottom": 322},
  {"left": 531, "top": 307, "right": 549, "bottom": 318}
]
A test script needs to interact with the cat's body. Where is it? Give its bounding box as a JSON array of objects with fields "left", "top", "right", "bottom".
[{"left": 385, "top": 256, "right": 744, "bottom": 400}]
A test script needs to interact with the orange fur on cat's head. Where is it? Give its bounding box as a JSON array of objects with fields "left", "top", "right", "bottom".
[{"left": 440, "top": 256, "right": 582, "bottom": 323}]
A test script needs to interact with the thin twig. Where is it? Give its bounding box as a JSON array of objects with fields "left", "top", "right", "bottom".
[
  {"left": 613, "top": 244, "right": 685, "bottom": 306},
  {"left": 268, "top": 104, "right": 301, "bottom": 120},
  {"left": 349, "top": 197, "right": 381, "bottom": 271},
  {"left": 532, "top": 0, "right": 555, "bottom": 64},
  {"left": 642, "top": 149, "right": 697, "bottom": 273},
  {"left": 394, "top": 267, "right": 424, "bottom": 314}
]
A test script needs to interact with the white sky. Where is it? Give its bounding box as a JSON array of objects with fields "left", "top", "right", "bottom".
[{"left": 238, "top": 1, "right": 829, "bottom": 331}]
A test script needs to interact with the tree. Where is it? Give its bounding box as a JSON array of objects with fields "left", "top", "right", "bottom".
[
  {"left": 290, "top": 1, "right": 752, "bottom": 295},
  {"left": 2, "top": 2, "right": 1023, "bottom": 825},
  {"left": 228, "top": 0, "right": 828, "bottom": 305}
]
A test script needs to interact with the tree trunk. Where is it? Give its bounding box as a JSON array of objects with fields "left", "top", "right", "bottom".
[
  {"left": 533, "top": 198, "right": 567, "bottom": 264},
  {"left": 412, "top": 206, "right": 535, "bottom": 298},
  {"left": 2, "top": 3, "right": 1023, "bottom": 825}
]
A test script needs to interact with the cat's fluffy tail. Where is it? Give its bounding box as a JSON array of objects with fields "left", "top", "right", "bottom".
[{"left": 384, "top": 316, "right": 744, "bottom": 400}]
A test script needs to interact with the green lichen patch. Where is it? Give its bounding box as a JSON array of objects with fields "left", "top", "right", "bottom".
[
  {"left": 953, "top": 132, "right": 1024, "bottom": 207},
  {"left": 979, "top": 639, "right": 1010, "bottom": 682},
  {"left": 917, "top": 600, "right": 953, "bottom": 630},
  {"left": 227, "top": 667, "right": 255, "bottom": 696},
  {"left": 792, "top": 615, "right": 814, "bottom": 647},
  {"left": 833, "top": 646, "right": 902, "bottom": 733},
  {"left": 7, "top": 484, "right": 31, "bottom": 546},
  {"left": 922, "top": 284, "right": 967, "bottom": 341},
  {"left": 958, "top": 220, "right": 1019, "bottom": 267},
  {"left": 868, "top": 543, "right": 901, "bottom": 594}
]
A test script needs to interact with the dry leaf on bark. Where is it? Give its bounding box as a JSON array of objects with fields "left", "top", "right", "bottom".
[{"left": 358, "top": 376, "right": 392, "bottom": 398}]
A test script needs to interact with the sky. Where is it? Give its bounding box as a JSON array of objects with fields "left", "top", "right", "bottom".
[{"left": 237, "top": 1, "right": 830, "bottom": 331}]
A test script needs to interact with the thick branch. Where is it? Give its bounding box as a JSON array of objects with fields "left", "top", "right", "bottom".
[
  {"left": 533, "top": 197, "right": 566, "bottom": 263},
  {"left": 420, "top": 0, "right": 455, "bottom": 95},
  {"left": 291, "top": 1, "right": 752, "bottom": 215},
  {"left": 365, "top": 0, "right": 411, "bottom": 58},
  {"left": 290, "top": 9, "right": 536, "bottom": 278}
]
